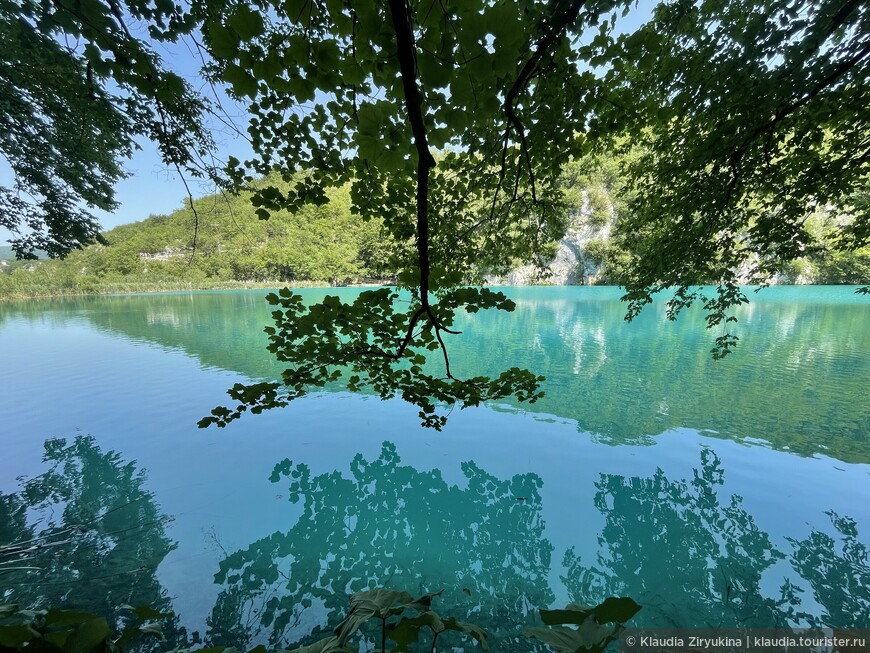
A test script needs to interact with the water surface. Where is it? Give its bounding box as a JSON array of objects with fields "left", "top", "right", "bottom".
[{"left": 1, "top": 286, "right": 868, "bottom": 649}]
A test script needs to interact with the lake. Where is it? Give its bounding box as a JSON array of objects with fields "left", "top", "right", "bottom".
[{"left": 1, "top": 286, "right": 868, "bottom": 650}]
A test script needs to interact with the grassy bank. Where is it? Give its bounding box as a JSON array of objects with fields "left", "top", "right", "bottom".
[{"left": 0, "top": 276, "right": 377, "bottom": 301}]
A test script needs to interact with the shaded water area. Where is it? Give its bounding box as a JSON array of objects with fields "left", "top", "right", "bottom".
[{"left": 1, "top": 287, "right": 868, "bottom": 649}]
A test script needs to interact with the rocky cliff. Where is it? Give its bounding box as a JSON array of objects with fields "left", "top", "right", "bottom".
[
  {"left": 490, "top": 195, "right": 869, "bottom": 287},
  {"left": 487, "top": 191, "right": 613, "bottom": 286}
]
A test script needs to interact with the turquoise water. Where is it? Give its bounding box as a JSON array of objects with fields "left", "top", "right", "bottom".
[{"left": 0, "top": 286, "right": 868, "bottom": 649}]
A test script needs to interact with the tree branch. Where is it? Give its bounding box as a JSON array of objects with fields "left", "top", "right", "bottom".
[
  {"left": 387, "top": 0, "right": 437, "bottom": 302},
  {"left": 495, "top": 0, "right": 588, "bottom": 204},
  {"left": 726, "top": 40, "right": 870, "bottom": 200}
]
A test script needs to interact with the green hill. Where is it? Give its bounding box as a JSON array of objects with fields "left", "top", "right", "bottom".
[
  {"left": 0, "top": 179, "right": 397, "bottom": 298},
  {"left": 0, "top": 157, "right": 636, "bottom": 299}
]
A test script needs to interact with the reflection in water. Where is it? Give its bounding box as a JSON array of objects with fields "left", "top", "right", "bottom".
[
  {"left": 1, "top": 437, "right": 868, "bottom": 649},
  {"left": 0, "top": 436, "right": 183, "bottom": 644},
  {"left": 206, "top": 441, "right": 554, "bottom": 651},
  {"left": 3, "top": 288, "right": 867, "bottom": 461},
  {"left": 562, "top": 449, "right": 786, "bottom": 628},
  {"left": 461, "top": 291, "right": 870, "bottom": 461},
  {"left": 561, "top": 449, "right": 870, "bottom": 630},
  {"left": 790, "top": 512, "right": 870, "bottom": 628},
  {"left": 205, "top": 443, "right": 870, "bottom": 650}
]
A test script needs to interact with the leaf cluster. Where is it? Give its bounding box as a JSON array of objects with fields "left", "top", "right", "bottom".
[
  {"left": 592, "top": 0, "right": 870, "bottom": 355},
  {"left": 199, "top": 286, "right": 545, "bottom": 429},
  {"left": 524, "top": 598, "right": 641, "bottom": 653},
  {"left": 305, "top": 588, "right": 488, "bottom": 653},
  {"left": 1, "top": 0, "right": 217, "bottom": 258},
  {"left": 0, "top": 592, "right": 640, "bottom": 653},
  {"left": 195, "top": 0, "right": 636, "bottom": 427},
  {"left": 0, "top": 604, "right": 172, "bottom": 653}
]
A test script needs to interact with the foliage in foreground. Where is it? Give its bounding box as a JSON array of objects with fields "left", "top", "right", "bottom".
[
  {"left": 0, "top": 0, "right": 216, "bottom": 258},
  {"left": 199, "top": 0, "right": 868, "bottom": 425},
  {"left": 605, "top": 1, "right": 870, "bottom": 354},
  {"left": 0, "top": 603, "right": 173, "bottom": 653},
  {"left": 0, "top": 590, "right": 641, "bottom": 653},
  {"left": 198, "top": 286, "right": 546, "bottom": 430}
]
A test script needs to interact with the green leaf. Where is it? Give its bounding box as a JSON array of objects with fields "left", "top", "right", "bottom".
[
  {"left": 539, "top": 605, "right": 594, "bottom": 626},
  {"left": 340, "top": 61, "right": 366, "bottom": 85},
  {"left": 590, "top": 597, "right": 641, "bottom": 624},
  {"left": 439, "top": 615, "right": 488, "bottom": 649},
  {"left": 45, "top": 630, "right": 73, "bottom": 648},
  {"left": 223, "top": 64, "right": 258, "bottom": 98},
  {"left": 228, "top": 5, "right": 265, "bottom": 40},
  {"left": 385, "top": 618, "right": 423, "bottom": 651},
  {"left": 0, "top": 624, "right": 36, "bottom": 648},
  {"left": 333, "top": 589, "right": 442, "bottom": 647},
  {"left": 541, "top": 598, "right": 640, "bottom": 626},
  {"left": 418, "top": 53, "right": 452, "bottom": 89},
  {"left": 44, "top": 609, "right": 101, "bottom": 627},
  {"left": 156, "top": 72, "right": 185, "bottom": 103},
  {"left": 63, "top": 617, "right": 111, "bottom": 653},
  {"left": 529, "top": 597, "right": 639, "bottom": 653},
  {"left": 524, "top": 625, "right": 588, "bottom": 653},
  {"left": 207, "top": 21, "right": 239, "bottom": 59},
  {"left": 524, "top": 622, "right": 616, "bottom": 653}
]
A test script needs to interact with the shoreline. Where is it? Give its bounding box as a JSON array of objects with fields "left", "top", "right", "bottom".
[
  {"left": 0, "top": 279, "right": 399, "bottom": 301},
  {"left": 2, "top": 280, "right": 867, "bottom": 302}
]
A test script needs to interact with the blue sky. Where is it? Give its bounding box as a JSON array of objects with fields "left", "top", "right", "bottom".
[
  {"left": 0, "top": 35, "right": 252, "bottom": 246},
  {"left": 95, "top": 31, "right": 254, "bottom": 229}
]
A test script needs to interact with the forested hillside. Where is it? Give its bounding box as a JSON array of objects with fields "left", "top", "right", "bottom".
[
  {"left": 2, "top": 159, "right": 868, "bottom": 300},
  {"left": 0, "top": 178, "right": 395, "bottom": 297}
]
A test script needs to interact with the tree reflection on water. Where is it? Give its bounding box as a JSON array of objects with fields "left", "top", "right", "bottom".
[
  {"left": 206, "top": 441, "right": 554, "bottom": 651},
  {"left": 1, "top": 437, "right": 867, "bottom": 651},
  {"left": 0, "top": 436, "right": 185, "bottom": 647},
  {"left": 208, "top": 445, "right": 870, "bottom": 649},
  {"left": 562, "top": 449, "right": 870, "bottom": 630}
]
